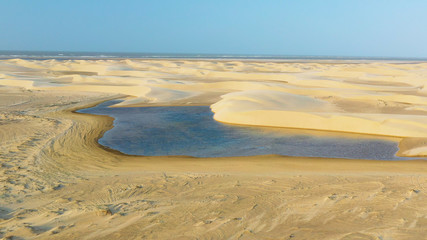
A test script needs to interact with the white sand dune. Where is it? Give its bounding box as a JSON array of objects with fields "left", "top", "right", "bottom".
[
  {"left": 1, "top": 58, "right": 427, "bottom": 155},
  {"left": 0, "top": 87, "right": 425, "bottom": 240},
  {"left": 211, "top": 90, "right": 427, "bottom": 138},
  {"left": 0, "top": 59, "right": 427, "bottom": 239}
]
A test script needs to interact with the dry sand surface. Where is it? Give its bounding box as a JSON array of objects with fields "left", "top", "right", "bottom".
[{"left": 0, "top": 59, "right": 426, "bottom": 239}]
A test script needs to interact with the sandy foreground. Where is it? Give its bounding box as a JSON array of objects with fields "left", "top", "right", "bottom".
[{"left": 0, "top": 59, "right": 426, "bottom": 239}]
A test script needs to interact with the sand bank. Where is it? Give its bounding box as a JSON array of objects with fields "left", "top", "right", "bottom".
[
  {"left": 1, "top": 58, "right": 427, "bottom": 155},
  {"left": 0, "top": 59, "right": 427, "bottom": 239}
]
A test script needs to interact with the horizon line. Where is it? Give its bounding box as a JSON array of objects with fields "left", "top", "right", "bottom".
[{"left": 1, "top": 49, "right": 426, "bottom": 60}]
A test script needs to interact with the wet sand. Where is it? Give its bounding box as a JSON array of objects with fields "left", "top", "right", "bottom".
[{"left": 0, "top": 59, "right": 426, "bottom": 239}]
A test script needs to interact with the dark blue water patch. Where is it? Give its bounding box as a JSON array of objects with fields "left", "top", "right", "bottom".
[{"left": 78, "top": 100, "right": 408, "bottom": 160}]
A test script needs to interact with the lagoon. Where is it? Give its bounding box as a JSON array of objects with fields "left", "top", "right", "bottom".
[{"left": 78, "top": 100, "right": 406, "bottom": 160}]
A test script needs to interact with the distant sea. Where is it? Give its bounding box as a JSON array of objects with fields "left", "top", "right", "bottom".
[{"left": 0, "top": 50, "right": 425, "bottom": 61}]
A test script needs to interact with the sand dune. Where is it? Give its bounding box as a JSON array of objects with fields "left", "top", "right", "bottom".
[
  {"left": 211, "top": 90, "right": 427, "bottom": 138},
  {"left": 0, "top": 88, "right": 425, "bottom": 239},
  {"left": 0, "top": 59, "right": 427, "bottom": 239},
  {"left": 1, "top": 58, "right": 427, "bottom": 155}
]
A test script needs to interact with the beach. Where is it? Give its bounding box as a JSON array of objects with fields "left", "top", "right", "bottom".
[{"left": 0, "top": 58, "right": 426, "bottom": 239}]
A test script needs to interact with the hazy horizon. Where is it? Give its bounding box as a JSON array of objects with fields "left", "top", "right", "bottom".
[
  {"left": 2, "top": 50, "right": 427, "bottom": 60},
  {"left": 1, "top": 0, "right": 427, "bottom": 58}
]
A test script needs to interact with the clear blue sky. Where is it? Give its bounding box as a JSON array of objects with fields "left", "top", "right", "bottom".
[{"left": 1, "top": 0, "right": 426, "bottom": 57}]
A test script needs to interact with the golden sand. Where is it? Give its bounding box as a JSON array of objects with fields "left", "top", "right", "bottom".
[{"left": 0, "top": 59, "right": 426, "bottom": 239}]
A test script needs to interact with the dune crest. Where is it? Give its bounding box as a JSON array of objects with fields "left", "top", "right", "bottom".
[
  {"left": 1, "top": 59, "right": 427, "bottom": 239},
  {"left": 211, "top": 90, "right": 427, "bottom": 138},
  {"left": 1, "top": 59, "right": 427, "bottom": 155}
]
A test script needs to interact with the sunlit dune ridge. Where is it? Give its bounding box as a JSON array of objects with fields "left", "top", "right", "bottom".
[{"left": 1, "top": 58, "right": 427, "bottom": 156}]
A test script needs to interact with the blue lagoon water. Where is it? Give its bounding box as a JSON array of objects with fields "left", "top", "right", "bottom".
[{"left": 78, "top": 100, "right": 407, "bottom": 160}]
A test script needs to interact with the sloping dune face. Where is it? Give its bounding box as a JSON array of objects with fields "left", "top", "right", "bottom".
[{"left": 1, "top": 59, "right": 427, "bottom": 156}]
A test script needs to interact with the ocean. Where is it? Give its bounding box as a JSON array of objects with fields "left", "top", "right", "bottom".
[{"left": 1, "top": 50, "right": 426, "bottom": 61}]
